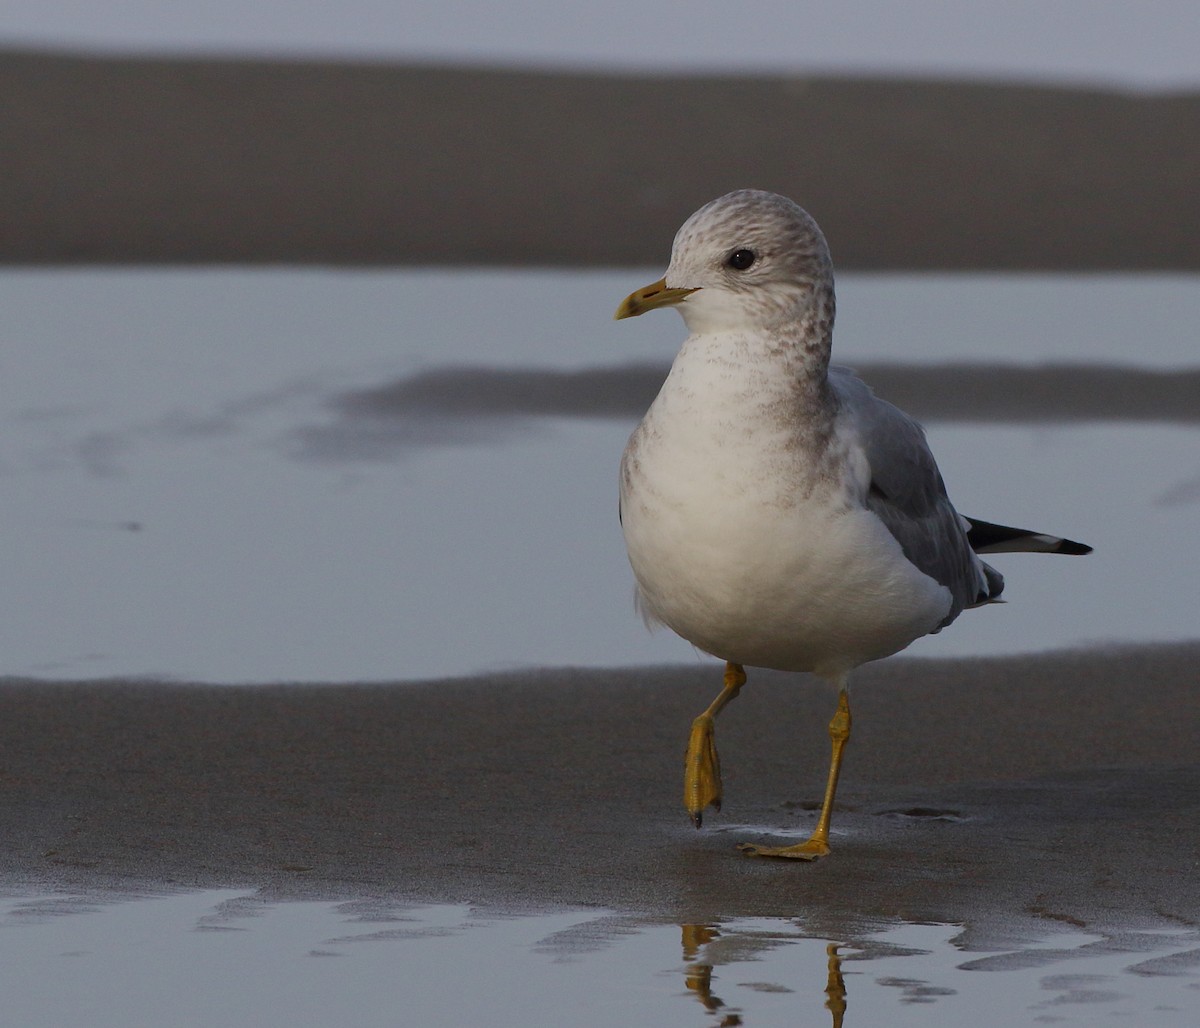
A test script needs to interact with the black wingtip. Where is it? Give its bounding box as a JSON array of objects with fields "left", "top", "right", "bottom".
[
  {"left": 1056, "top": 539, "right": 1093, "bottom": 555},
  {"left": 966, "top": 517, "right": 1093, "bottom": 556}
]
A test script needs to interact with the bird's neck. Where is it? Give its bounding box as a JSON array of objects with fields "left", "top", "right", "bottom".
[
  {"left": 778, "top": 280, "right": 836, "bottom": 373},
  {"left": 750, "top": 283, "right": 837, "bottom": 399}
]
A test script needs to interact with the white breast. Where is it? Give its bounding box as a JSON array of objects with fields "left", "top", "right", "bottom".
[{"left": 620, "top": 339, "right": 952, "bottom": 676}]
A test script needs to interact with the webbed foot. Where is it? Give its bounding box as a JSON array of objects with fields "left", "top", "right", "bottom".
[{"left": 737, "top": 836, "right": 830, "bottom": 860}]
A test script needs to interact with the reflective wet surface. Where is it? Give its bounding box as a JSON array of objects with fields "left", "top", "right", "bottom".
[
  {"left": 2, "top": 893, "right": 1198, "bottom": 1027},
  {"left": 1, "top": 269, "right": 1197, "bottom": 681}
]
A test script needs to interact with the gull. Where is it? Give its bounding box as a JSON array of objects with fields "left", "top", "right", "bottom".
[{"left": 615, "top": 189, "right": 1091, "bottom": 859}]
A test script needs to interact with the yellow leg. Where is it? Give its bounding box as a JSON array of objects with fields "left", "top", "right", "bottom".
[
  {"left": 739, "top": 686, "right": 851, "bottom": 859},
  {"left": 684, "top": 662, "right": 746, "bottom": 827}
]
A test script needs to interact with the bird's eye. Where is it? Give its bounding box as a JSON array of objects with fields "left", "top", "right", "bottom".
[{"left": 725, "top": 248, "right": 757, "bottom": 271}]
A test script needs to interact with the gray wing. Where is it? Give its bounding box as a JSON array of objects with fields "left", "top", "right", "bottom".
[{"left": 829, "top": 367, "right": 999, "bottom": 628}]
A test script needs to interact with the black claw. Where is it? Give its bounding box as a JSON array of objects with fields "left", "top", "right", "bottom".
[{"left": 691, "top": 811, "right": 703, "bottom": 829}]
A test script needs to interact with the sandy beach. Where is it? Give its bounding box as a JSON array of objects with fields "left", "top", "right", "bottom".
[
  {"left": 1, "top": 643, "right": 1196, "bottom": 943},
  {"left": 332, "top": 362, "right": 1200, "bottom": 428},
  {"left": 3, "top": 49, "right": 1198, "bottom": 269}
]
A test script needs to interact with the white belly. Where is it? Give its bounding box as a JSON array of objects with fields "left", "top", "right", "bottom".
[{"left": 620, "top": 395, "right": 952, "bottom": 676}]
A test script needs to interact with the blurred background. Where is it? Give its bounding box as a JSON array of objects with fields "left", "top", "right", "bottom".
[
  {"left": 3, "top": 0, "right": 1198, "bottom": 81},
  {"left": 1, "top": 2, "right": 1196, "bottom": 681}
]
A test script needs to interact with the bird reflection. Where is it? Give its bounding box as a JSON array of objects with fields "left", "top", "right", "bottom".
[
  {"left": 681, "top": 925, "right": 847, "bottom": 1027},
  {"left": 681, "top": 924, "right": 739, "bottom": 1024},
  {"left": 824, "top": 944, "right": 847, "bottom": 1027}
]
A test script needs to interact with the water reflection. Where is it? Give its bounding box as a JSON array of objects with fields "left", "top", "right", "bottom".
[
  {"left": 670, "top": 916, "right": 1200, "bottom": 1025},
  {"left": 825, "top": 945, "right": 848, "bottom": 1027},
  {"left": 680, "top": 923, "right": 847, "bottom": 1027},
  {"left": 681, "top": 924, "right": 734, "bottom": 1021},
  {"left": 2, "top": 893, "right": 1199, "bottom": 1025}
]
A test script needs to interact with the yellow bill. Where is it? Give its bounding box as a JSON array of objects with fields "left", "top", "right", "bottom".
[{"left": 614, "top": 277, "right": 699, "bottom": 320}]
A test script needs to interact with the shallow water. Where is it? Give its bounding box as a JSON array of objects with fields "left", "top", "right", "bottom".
[
  {"left": 2, "top": 891, "right": 1197, "bottom": 1027},
  {"left": 1, "top": 269, "right": 1196, "bottom": 681}
]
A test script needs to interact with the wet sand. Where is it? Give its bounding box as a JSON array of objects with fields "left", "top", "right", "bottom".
[
  {"left": 321, "top": 362, "right": 1200, "bottom": 431},
  {"left": 1, "top": 643, "right": 1196, "bottom": 943},
  {"left": 3, "top": 49, "right": 1199, "bottom": 269}
]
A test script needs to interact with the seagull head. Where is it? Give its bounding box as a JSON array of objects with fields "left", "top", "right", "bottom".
[{"left": 615, "top": 190, "right": 835, "bottom": 336}]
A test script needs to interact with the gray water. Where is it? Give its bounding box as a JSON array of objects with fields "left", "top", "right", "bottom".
[
  {"left": 1, "top": 269, "right": 1196, "bottom": 681},
  {"left": 2, "top": 892, "right": 1197, "bottom": 1027}
]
